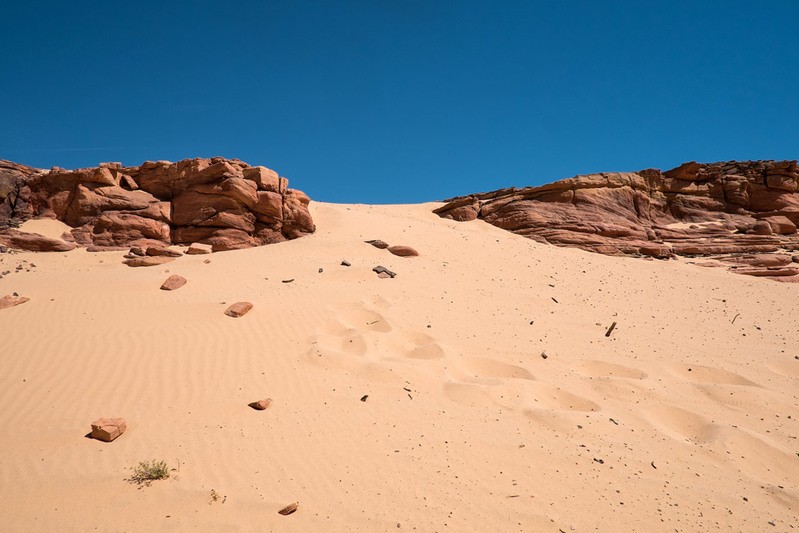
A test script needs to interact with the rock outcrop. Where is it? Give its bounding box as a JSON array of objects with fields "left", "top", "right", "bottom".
[
  {"left": 434, "top": 160, "right": 799, "bottom": 281},
  {"left": 0, "top": 157, "right": 315, "bottom": 252}
]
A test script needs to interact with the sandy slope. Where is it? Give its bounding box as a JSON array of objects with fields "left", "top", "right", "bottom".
[{"left": 0, "top": 202, "right": 797, "bottom": 532}]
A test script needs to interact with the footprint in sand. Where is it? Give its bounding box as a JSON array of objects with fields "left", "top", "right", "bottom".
[
  {"left": 444, "top": 379, "right": 599, "bottom": 412},
  {"left": 767, "top": 359, "right": 799, "bottom": 379},
  {"left": 667, "top": 364, "right": 758, "bottom": 387},
  {"left": 402, "top": 332, "right": 446, "bottom": 360},
  {"left": 574, "top": 360, "right": 647, "bottom": 380},
  {"left": 332, "top": 302, "right": 393, "bottom": 333},
  {"left": 644, "top": 404, "right": 718, "bottom": 443},
  {"left": 457, "top": 356, "right": 535, "bottom": 381},
  {"left": 645, "top": 404, "right": 799, "bottom": 484}
]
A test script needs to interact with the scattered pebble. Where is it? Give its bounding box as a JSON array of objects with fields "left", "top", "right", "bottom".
[
  {"left": 365, "top": 239, "right": 389, "bottom": 249},
  {"left": 373, "top": 265, "right": 396, "bottom": 278},
  {"left": 278, "top": 502, "right": 298, "bottom": 516},
  {"left": 248, "top": 398, "right": 272, "bottom": 410}
]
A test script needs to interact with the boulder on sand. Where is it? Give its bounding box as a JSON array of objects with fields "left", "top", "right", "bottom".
[{"left": 90, "top": 417, "right": 127, "bottom": 442}]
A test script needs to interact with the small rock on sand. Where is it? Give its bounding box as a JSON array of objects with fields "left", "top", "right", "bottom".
[
  {"left": 278, "top": 502, "right": 299, "bottom": 516},
  {"left": 387, "top": 245, "right": 418, "bottom": 257},
  {"left": 186, "top": 242, "right": 213, "bottom": 255},
  {"left": 90, "top": 417, "right": 127, "bottom": 442},
  {"left": 123, "top": 256, "right": 176, "bottom": 267},
  {"left": 248, "top": 398, "right": 272, "bottom": 410},
  {"left": 146, "top": 246, "right": 182, "bottom": 257},
  {"left": 0, "top": 294, "right": 30, "bottom": 310},
  {"left": 225, "top": 302, "right": 253, "bottom": 318},
  {"left": 341, "top": 260, "right": 351, "bottom": 267},
  {"left": 372, "top": 266, "right": 397, "bottom": 278},
  {"left": 160, "top": 275, "right": 187, "bottom": 291},
  {"left": 365, "top": 239, "right": 389, "bottom": 249}
]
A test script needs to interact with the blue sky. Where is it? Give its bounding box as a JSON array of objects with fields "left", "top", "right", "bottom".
[{"left": 2, "top": 1, "right": 797, "bottom": 203}]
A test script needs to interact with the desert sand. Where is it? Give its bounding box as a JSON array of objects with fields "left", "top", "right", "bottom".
[{"left": 0, "top": 202, "right": 797, "bottom": 532}]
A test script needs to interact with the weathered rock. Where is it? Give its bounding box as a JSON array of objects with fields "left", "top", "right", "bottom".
[
  {"left": 185, "top": 242, "right": 213, "bottom": 255},
  {"left": 365, "top": 239, "right": 389, "bottom": 249},
  {"left": 0, "top": 230, "right": 77, "bottom": 252},
  {"left": 387, "top": 245, "right": 419, "bottom": 257},
  {"left": 373, "top": 265, "right": 396, "bottom": 278},
  {"left": 0, "top": 294, "right": 30, "bottom": 309},
  {"left": 278, "top": 502, "right": 299, "bottom": 516},
  {"left": 146, "top": 246, "right": 182, "bottom": 257},
  {"left": 129, "top": 246, "right": 146, "bottom": 256},
  {"left": 160, "top": 275, "right": 187, "bottom": 291},
  {"left": 123, "top": 256, "right": 176, "bottom": 267},
  {"left": 90, "top": 417, "right": 127, "bottom": 442},
  {"left": 435, "top": 160, "right": 799, "bottom": 282},
  {"left": 0, "top": 157, "right": 314, "bottom": 252},
  {"left": 248, "top": 398, "right": 272, "bottom": 410},
  {"left": 225, "top": 301, "right": 253, "bottom": 317}
]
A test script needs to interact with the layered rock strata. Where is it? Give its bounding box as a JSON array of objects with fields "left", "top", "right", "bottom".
[
  {"left": 434, "top": 160, "right": 799, "bottom": 280},
  {"left": 0, "top": 157, "right": 315, "bottom": 251}
]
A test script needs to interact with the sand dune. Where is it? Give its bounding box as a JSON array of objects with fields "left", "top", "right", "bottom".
[{"left": 0, "top": 202, "right": 797, "bottom": 531}]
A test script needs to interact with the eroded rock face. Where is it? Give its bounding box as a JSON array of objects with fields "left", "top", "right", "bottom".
[
  {"left": 0, "top": 157, "right": 315, "bottom": 252},
  {"left": 435, "top": 160, "right": 799, "bottom": 281}
]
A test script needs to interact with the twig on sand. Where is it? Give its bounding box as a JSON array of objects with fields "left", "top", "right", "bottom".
[
  {"left": 732, "top": 313, "right": 740, "bottom": 324},
  {"left": 605, "top": 321, "right": 617, "bottom": 337}
]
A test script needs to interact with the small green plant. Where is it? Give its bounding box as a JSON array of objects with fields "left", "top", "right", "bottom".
[{"left": 128, "top": 459, "right": 170, "bottom": 486}]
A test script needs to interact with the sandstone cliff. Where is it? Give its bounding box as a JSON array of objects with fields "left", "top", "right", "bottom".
[
  {"left": 434, "top": 160, "right": 799, "bottom": 280},
  {"left": 0, "top": 157, "right": 315, "bottom": 251}
]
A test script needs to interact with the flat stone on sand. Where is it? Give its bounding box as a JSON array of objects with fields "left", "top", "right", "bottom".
[
  {"left": 123, "top": 256, "right": 176, "bottom": 267},
  {"left": 388, "top": 245, "right": 419, "bottom": 257},
  {"left": 225, "top": 301, "right": 253, "bottom": 317},
  {"left": 0, "top": 294, "right": 30, "bottom": 309},
  {"left": 90, "top": 417, "right": 127, "bottom": 442},
  {"left": 186, "top": 242, "right": 213, "bottom": 255},
  {"left": 248, "top": 398, "right": 272, "bottom": 410},
  {"left": 160, "top": 275, "right": 187, "bottom": 290}
]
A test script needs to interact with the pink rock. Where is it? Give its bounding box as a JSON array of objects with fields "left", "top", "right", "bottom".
[
  {"left": 146, "top": 246, "right": 182, "bottom": 257},
  {"left": 434, "top": 159, "right": 799, "bottom": 282},
  {"left": 0, "top": 294, "right": 30, "bottom": 310},
  {"left": 1, "top": 157, "right": 315, "bottom": 252},
  {"left": 185, "top": 242, "right": 212, "bottom": 255},
  {"left": 160, "top": 275, "right": 187, "bottom": 291},
  {"left": 90, "top": 417, "right": 127, "bottom": 442},
  {"left": 248, "top": 398, "right": 273, "bottom": 410},
  {"left": 123, "top": 256, "right": 176, "bottom": 267},
  {"left": 0, "top": 230, "right": 77, "bottom": 252},
  {"left": 225, "top": 301, "right": 253, "bottom": 317},
  {"left": 387, "top": 245, "right": 419, "bottom": 257}
]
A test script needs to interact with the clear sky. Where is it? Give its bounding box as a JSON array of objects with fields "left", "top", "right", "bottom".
[{"left": 2, "top": 1, "right": 797, "bottom": 203}]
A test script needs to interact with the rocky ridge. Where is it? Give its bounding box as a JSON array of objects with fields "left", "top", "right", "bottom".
[
  {"left": 434, "top": 160, "right": 799, "bottom": 281},
  {"left": 0, "top": 157, "right": 315, "bottom": 252}
]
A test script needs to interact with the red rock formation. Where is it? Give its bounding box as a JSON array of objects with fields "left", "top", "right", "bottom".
[
  {"left": 0, "top": 157, "right": 315, "bottom": 252},
  {"left": 434, "top": 160, "right": 799, "bottom": 281}
]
